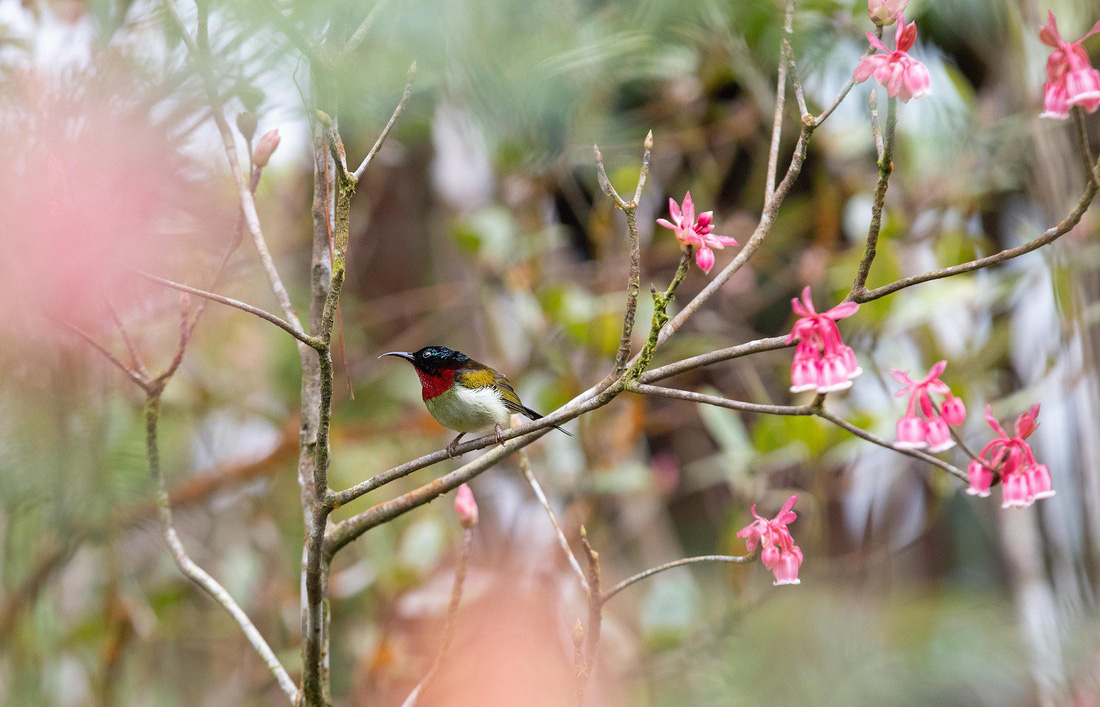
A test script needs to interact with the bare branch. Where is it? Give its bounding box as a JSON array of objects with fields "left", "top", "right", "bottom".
[
  {"left": 162, "top": 0, "right": 303, "bottom": 330},
  {"left": 630, "top": 383, "right": 813, "bottom": 416},
  {"left": 518, "top": 448, "right": 589, "bottom": 594},
  {"left": 400, "top": 528, "right": 473, "bottom": 707},
  {"left": 54, "top": 317, "right": 152, "bottom": 392},
  {"left": 1072, "top": 106, "right": 1099, "bottom": 188},
  {"left": 855, "top": 155, "right": 1100, "bottom": 302},
  {"left": 848, "top": 93, "right": 897, "bottom": 300},
  {"left": 352, "top": 62, "right": 417, "bottom": 181},
  {"left": 128, "top": 268, "right": 319, "bottom": 347},
  {"left": 143, "top": 396, "right": 298, "bottom": 703},
  {"left": 344, "top": 0, "right": 392, "bottom": 56},
  {"left": 811, "top": 27, "right": 883, "bottom": 128},
  {"left": 814, "top": 408, "right": 967, "bottom": 483},
  {"left": 764, "top": 0, "right": 795, "bottom": 204},
  {"left": 107, "top": 300, "right": 150, "bottom": 378},
  {"left": 574, "top": 530, "right": 602, "bottom": 707},
  {"left": 639, "top": 336, "right": 791, "bottom": 383},
  {"left": 601, "top": 553, "right": 756, "bottom": 603}
]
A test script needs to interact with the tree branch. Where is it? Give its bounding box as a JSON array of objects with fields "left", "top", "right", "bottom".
[
  {"left": 143, "top": 395, "right": 298, "bottom": 703},
  {"left": 854, "top": 155, "right": 1100, "bottom": 303},
  {"left": 128, "top": 268, "right": 318, "bottom": 347},
  {"left": 352, "top": 62, "right": 417, "bottom": 181},
  {"left": 601, "top": 553, "right": 756, "bottom": 603},
  {"left": 518, "top": 448, "right": 589, "bottom": 594},
  {"left": 848, "top": 92, "right": 897, "bottom": 299},
  {"left": 399, "top": 528, "right": 473, "bottom": 707}
]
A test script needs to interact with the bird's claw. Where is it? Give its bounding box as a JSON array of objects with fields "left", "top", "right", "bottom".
[{"left": 495, "top": 424, "right": 505, "bottom": 447}]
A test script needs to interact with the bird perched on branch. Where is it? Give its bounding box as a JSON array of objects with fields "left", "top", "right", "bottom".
[{"left": 380, "top": 345, "right": 569, "bottom": 457}]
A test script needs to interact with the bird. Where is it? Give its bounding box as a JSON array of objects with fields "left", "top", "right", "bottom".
[{"left": 379, "top": 345, "right": 569, "bottom": 457}]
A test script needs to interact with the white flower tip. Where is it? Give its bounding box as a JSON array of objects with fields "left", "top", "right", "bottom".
[
  {"left": 928, "top": 441, "right": 956, "bottom": 453},
  {"left": 773, "top": 579, "right": 801, "bottom": 586},
  {"left": 817, "top": 381, "right": 853, "bottom": 393},
  {"left": 1039, "top": 111, "right": 1071, "bottom": 120},
  {"left": 894, "top": 441, "right": 928, "bottom": 450},
  {"left": 1033, "top": 491, "right": 1057, "bottom": 500},
  {"left": 789, "top": 384, "right": 818, "bottom": 394}
]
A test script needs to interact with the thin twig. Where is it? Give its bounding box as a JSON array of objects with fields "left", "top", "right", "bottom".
[
  {"left": 352, "top": 62, "right": 417, "bottom": 181},
  {"left": 128, "top": 269, "right": 318, "bottom": 347},
  {"left": 601, "top": 553, "right": 756, "bottom": 603},
  {"left": 518, "top": 449, "right": 590, "bottom": 594},
  {"left": 764, "top": 0, "right": 795, "bottom": 205},
  {"left": 400, "top": 528, "right": 473, "bottom": 707},
  {"left": 602, "top": 132, "right": 652, "bottom": 377},
  {"left": 106, "top": 300, "right": 150, "bottom": 378},
  {"left": 54, "top": 317, "right": 151, "bottom": 392},
  {"left": 848, "top": 93, "right": 897, "bottom": 299},
  {"left": 163, "top": 0, "right": 303, "bottom": 330},
  {"left": 143, "top": 395, "right": 299, "bottom": 703},
  {"left": 855, "top": 154, "right": 1100, "bottom": 302},
  {"left": 811, "top": 26, "right": 883, "bottom": 128},
  {"left": 1072, "top": 106, "right": 1099, "bottom": 188},
  {"left": 574, "top": 529, "right": 602, "bottom": 707},
  {"left": 814, "top": 408, "right": 967, "bottom": 483},
  {"left": 343, "top": 0, "right": 392, "bottom": 56},
  {"left": 639, "top": 336, "right": 792, "bottom": 383},
  {"left": 630, "top": 383, "right": 814, "bottom": 416}
]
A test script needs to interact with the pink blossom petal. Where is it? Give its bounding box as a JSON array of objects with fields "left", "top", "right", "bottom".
[{"left": 656, "top": 218, "right": 678, "bottom": 230}]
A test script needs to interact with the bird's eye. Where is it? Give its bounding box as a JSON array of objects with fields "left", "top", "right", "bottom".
[{"left": 423, "top": 351, "right": 433, "bottom": 357}]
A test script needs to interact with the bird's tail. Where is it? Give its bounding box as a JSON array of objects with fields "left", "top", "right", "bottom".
[{"left": 523, "top": 406, "right": 573, "bottom": 436}]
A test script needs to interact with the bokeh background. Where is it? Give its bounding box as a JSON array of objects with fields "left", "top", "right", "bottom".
[{"left": 2, "top": 0, "right": 1100, "bottom": 704}]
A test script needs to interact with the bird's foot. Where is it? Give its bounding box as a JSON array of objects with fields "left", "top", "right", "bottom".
[
  {"left": 447, "top": 433, "right": 466, "bottom": 458},
  {"left": 495, "top": 424, "right": 505, "bottom": 447}
]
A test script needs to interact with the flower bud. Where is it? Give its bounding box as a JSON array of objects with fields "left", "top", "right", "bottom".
[
  {"left": 253, "top": 129, "right": 281, "bottom": 168},
  {"left": 940, "top": 395, "right": 967, "bottom": 426},
  {"left": 868, "top": 0, "right": 907, "bottom": 26},
  {"left": 236, "top": 111, "right": 257, "bottom": 141},
  {"left": 454, "top": 483, "right": 478, "bottom": 529}
]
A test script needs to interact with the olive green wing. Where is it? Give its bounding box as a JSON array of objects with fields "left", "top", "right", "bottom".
[{"left": 454, "top": 365, "right": 527, "bottom": 416}]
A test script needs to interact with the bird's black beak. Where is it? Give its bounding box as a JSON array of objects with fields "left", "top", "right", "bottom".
[{"left": 379, "top": 351, "right": 415, "bottom": 362}]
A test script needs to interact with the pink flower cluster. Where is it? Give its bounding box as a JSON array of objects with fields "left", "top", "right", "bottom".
[
  {"left": 657, "top": 193, "right": 738, "bottom": 274},
  {"left": 853, "top": 15, "right": 931, "bottom": 102},
  {"left": 968, "top": 405, "right": 1055, "bottom": 508},
  {"left": 738, "top": 495, "right": 803, "bottom": 586},
  {"left": 788, "top": 287, "right": 862, "bottom": 394},
  {"left": 1039, "top": 12, "right": 1100, "bottom": 119},
  {"left": 891, "top": 361, "right": 967, "bottom": 452}
]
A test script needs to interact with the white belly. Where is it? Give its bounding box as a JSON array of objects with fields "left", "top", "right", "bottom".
[{"left": 424, "top": 385, "right": 512, "bottom": 433}]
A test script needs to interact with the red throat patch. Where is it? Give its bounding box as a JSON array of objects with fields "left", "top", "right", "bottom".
[{"left": 416, "top": 368, "right": 456, "bottom": 400}]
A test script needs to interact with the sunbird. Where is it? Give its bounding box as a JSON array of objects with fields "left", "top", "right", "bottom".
[{"left": 380, "top": 345, "right": 569, "bottom": 456}]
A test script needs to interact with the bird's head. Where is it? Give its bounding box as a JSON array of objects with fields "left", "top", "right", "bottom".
[
  {"left": 380, "top": 346, "right": 472, "bottom": 400},
  {"left": 379, "top": 345, "right": 470, "bottom": 373}
]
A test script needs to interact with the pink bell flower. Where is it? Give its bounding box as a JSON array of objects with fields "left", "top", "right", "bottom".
[
  {"left": 891, "top": 361, "right": 965, "bottom": 451},
  {"left": 454, "top": 483, "right": 479, "bottom": 529},
  {"left": 738, "top": 495, "right": 803, "bottom": 586},
  {"left": 925, "top": 417, "right": 953, "bottom": 453},
  {"left": 1039, "top": 12, "right": 1100, "bottom": 119},
  {"left": 853, "top": 15, "right": 931, "bottom": 102},
  {"left": 787, "top": 287, "right": 861, "bottom": 394},
  {"left": 868, "top": 0, "right": 908, "bottom": 27},
  {"left": 966, "top": 460, "right": 993, "bottom": 497},
  {"left": 895, "top": 415, "right": 927, "bottom": 449},
  {"left": 657, "top": 192, "right": 739, "bottom": 274},
  {"left": 940, "top": 395, "right": 967, "bottom": 426},
  {"left": 972, "top": 405, "right": 1055, "bottom": 509}
]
